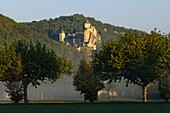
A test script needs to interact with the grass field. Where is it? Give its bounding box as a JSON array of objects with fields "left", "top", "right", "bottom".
[{"left": 0, "top": 102, "right": 169, "bottom": 113}]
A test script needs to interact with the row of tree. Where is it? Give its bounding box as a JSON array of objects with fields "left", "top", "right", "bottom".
[
  {"left": 0, "top": 30, "right": 170, "bottom": 103},
  {"left": 0, "top": 41, "right": 73, "bottom": 103},
  {"left": 73, "top": 30, "right": 170, "bottom": 103},
  {"left": 92, "top": 30, "right": 170, "bottom": 102}
]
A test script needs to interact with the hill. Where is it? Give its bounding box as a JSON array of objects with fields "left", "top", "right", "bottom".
[
  {"left": 0, "top": 14, "right": 86, "bottom": 64},
  {"left": 24, "top": 14, "right": 144, "bottom": 42},
  {"left": 0, "top": 13, "right": 145, "bottom": 64}
]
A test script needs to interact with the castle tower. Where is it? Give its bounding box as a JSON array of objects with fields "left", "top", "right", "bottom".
[
  {"left": 84, "top": 29, "right": 90, "bottom": 43},
  {"left": 84, "top": 20, "right": 91, "bottom": 29},
  {"left": 84, "top": 20, "right": 91, "bottom": 43},
  {"left": 59, "top": 29, "right": 65, "bottom": 42}
]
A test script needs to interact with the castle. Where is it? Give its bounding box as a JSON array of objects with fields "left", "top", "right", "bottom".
[{"left": 58, "top": 20, "right": 101, "bottom": 51}]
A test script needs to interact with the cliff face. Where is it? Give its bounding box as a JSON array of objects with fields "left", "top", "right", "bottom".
[{"left": 84, "top": 20, "right": 101, "bottom": 49}]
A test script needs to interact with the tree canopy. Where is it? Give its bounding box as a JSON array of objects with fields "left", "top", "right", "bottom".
[
  {"left": 0, "top": 45, "right": 23, "bottom": 103},
  {"left": 13, "top": 40, "right": 73, "bottom": 103},
  {"left": 92, "top": 31, "right": 170, "bottom": 102},
  {"left": 0, "top": 45, "right": 22, "bottom": 81},
  {"left": 73, "top": 60, "right": 104, "bottom": 103}
]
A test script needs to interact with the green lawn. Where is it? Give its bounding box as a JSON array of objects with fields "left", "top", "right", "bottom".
[{"left": 0, "top": 102, "right": 169, "bottom": 113}]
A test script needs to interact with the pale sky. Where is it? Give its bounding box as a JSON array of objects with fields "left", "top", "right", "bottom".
[{"left": 0, "top": 0, "right": 170, "bottom": 33}]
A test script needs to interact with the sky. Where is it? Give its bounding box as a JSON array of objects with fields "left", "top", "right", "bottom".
[{"left": 0, "top": 0, "right": 170, "bottom": 33}]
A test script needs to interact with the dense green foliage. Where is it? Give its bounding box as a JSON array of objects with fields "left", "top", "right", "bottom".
[
  {"left": 24, "top": 14, "right": 144, "bottom": 42},
  {"left": 12, "top": 41, "right": 73, "bottom": 103},
  {"left": 73, "top": 60, "right": 104, "bottom": 103},
  {"left": 0, "top": 46, "right": 22, "bottom": 80},
  {"left": 0, "top": 46, "right": 23, "bottom": 103},
  {"left": 0, "top": 14, "right": 48, "bottom": 45},
  {"left": 0, "top": 39, "right": 74, "bottom": 103},
  {"left": 5, "top": 80, "right": 23, "bottom": 103},
  {"left": 92, "top": 31, "right": 170, "bottom": 102}
]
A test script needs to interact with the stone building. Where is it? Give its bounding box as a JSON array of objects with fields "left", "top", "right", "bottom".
[
  {"left": 59, "top": 20, "right": 101, "bottom": 50},
  {"left": 59, "top": 29, "right": 66, "bottom": 42}
]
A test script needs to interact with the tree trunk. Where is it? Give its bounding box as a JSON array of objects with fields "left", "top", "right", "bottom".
[
  {"left": 23, "top": 84, "right": 28, "bottom": 103},
  {"left": 84, "top": 94, "right": 87, "bottom": 103},
  {"left": 142, "top": 86, "right": 148, "bottom": 102},
  {"left": 142, "top": 83, "right": 151, "bottom": 103},
  {"left": 165, "top": 93, "right": 169, "bottom": 102}
]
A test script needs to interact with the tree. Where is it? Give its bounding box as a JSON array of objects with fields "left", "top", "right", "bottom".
[
  {"left": 13, "top": 40, "right": 73, "bottom": 103},
  {"left": 92, "top": 31, "right": 170, "bottom": 102},
  {"left": 159, "top": 70, "right": 170, "bottom": 102},
  {"left": 73, "top": 60, "right": 104, "bottom": 103},
  {"left": 5, "top": 81, "right": 23, "bottom": 103},
  {"left": 0, "top": 46, "right": 23, "bottom": 103}
]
